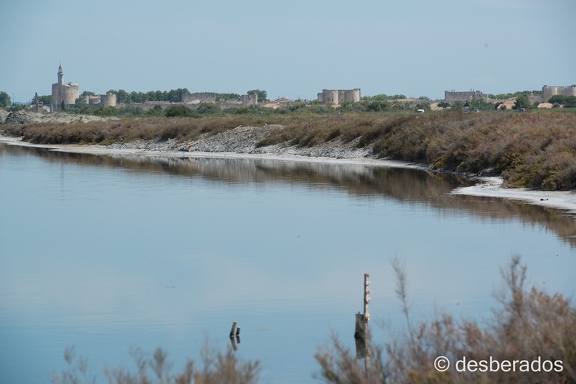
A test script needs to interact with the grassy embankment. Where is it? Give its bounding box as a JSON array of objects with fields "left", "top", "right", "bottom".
[{"left": 3, "top": 111, "right": 576, "bottom": 190}]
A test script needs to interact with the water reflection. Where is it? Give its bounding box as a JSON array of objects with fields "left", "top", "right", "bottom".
[{"left": 2, "top": 143, "right": 575, "bottom": 247}]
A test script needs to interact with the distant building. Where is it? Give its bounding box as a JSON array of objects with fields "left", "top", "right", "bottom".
[
  {"left": 84, "top": 93, "right": 117, "bottom": 108},
  {"left": 240, "top": 93, "right": 258, "bottom": 106},
  {"left": 317, "top": 89, "right": 361, "bottom": 105},
  {"left": 182, "top": 92, "right": 216, "bottom": 104},
  {"left": 263, "top": 97, "right": 294, "bottom": 109},
  {"left": 51, "top": 64, "right": 79, "bottom": 111},
  {"left": 444, "top": 90, "right": 487, "bottom": 102},
  {"left": 542, "top": 85, "right": 576, "bottom": 101}
]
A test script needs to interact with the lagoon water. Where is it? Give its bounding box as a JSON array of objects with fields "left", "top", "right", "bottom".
[{"left": 1, "top": 143, "right": 575, "bottom": 383}]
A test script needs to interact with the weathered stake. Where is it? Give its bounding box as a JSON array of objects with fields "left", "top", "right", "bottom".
[
  {"left": 354, "top": 273, "right": 371, "bottom": 360},
  {"left": 229, "top": 321, "right": 237, "bottom": 338}
]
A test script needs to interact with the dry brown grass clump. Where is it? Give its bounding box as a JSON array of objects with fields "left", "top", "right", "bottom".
[
  {"left": 315, "top": 256, "right": 576, "bottom": 384},
  {"left": 3, "top": 116, "right": 280, "bottom": 145},
  {"left": 52, "top": 343, "right": 260, "bottom": 384}
]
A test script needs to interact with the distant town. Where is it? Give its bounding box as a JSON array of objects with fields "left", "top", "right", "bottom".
[{"left": 2, "top": 64, "right": 576, "bottom": 114}]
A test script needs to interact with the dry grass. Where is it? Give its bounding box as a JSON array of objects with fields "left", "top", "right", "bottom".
[
  {"left": 52, "top": 342, "right": 260, "bottom": 384},
  {"left": 315, "top": 256, "right": 576, "bottom": 384},
  {"left": 3, "top": 116, "right": 280, "bottom": 145}
]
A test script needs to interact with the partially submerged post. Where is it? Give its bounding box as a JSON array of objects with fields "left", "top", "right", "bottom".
[
  {"left": 229, "top": 321, "right": 241, "bottom": 350},
  {"left": 229, "top": 321, "right": 238, "bottom": 338},
  {"left": 354, "top": 273, "right": 371, "bottom": 358}
]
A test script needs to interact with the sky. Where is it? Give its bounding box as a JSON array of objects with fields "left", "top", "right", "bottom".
[{"left": 1, "top": 0, "right": 575, "bottom": 103}]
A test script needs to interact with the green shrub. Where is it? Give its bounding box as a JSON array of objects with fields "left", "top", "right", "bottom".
[{"left": 165, "top": 105, "right": 196, "bottom": 117}]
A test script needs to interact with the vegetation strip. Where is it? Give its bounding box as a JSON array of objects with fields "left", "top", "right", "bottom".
[{"left": 3, "top": 111, "right": 576, "bottom": 191}]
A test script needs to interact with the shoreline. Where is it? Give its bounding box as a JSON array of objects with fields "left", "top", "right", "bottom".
[{"left": 2, "top": 135, "right": 576, "bottom": 217}]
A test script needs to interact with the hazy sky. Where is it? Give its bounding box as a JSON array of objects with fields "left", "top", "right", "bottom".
[{"left": 1, "top": 0, "right": 575, "bottom": 102}]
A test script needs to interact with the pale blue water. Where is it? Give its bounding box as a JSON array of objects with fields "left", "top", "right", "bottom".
[{"left": 0, "top": 143, "right": 575, "bottom": 383}]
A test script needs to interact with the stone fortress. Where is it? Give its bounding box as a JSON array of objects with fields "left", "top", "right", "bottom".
[
  {"left": 317, "top": 89, "right": 361, "bottom": 105},
  {"left": 542, "top": 85, "right": 576, "bottom": 101},
  {"left": 51, "top": 64, "right": 116, "bottom": 111},
  {"left": 83, "top": 93, "right": 117, "bottom": 108},
  {"left": 51, "top": 64, "right": 79, "bottom": 111}
]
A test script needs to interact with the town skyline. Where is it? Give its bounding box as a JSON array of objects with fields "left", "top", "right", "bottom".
[{"left": 1, "top": 0, "right": 575, "bottom": 103}]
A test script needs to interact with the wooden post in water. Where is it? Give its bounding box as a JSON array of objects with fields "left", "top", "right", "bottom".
[
  {"left": 355, "top": 273, "right": 371, "bottom": 360},
  {"left": 364, "top": 273, "right": 371, "bottom": 323},
  {"left": 230, "top": 321, "right": 238, "bottom": 338},
  {"left": 354, "top": 274, "right": 371, "bottom": 340}
]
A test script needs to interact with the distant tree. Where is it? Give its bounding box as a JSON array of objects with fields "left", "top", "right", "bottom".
[
  {"left": 166, "top": 88, "right": 188, "bottom": 103},
  {"left": 513, "top": 95, "right": 531, "bottom": 110},
  {"left": 469, "top": 98, "right": 493, "bottom": 112},
  {"left": 93, "top": 106, "right": 117, "bottom": 116},
  {"left": 112, "top": 89, "right": 131, "bottom": 104},
  {"left": 195, "top": 103, "right": 220, "bottom": 115},
  {"left": 156, "top": 90, "right": 167, "bottom": 101},
  {"left": 0, "top": 91, "right": 11, "bottom": 107},
  {"left": 80, "top": 91, "right": 96, "bottom": 97},
  {"left": 146, "top": 105, "right": 164, "bottom": 117},
  {"left": 564, "top": 96, "right": 576, "bottom": 108},
  {"left": 415, "top": 102, "right": 431, "bottom": 111},
  {"left": 418, "top": 96, "right": 430, "bottom": 101},
  {"left": 247, "top": 89, "right": 268, "bottom": 102},
  {"left": 216, "top": 93, "right": 240, "bottom": 101},
  {"left": 146, "top": 91, "right": 157, "bottom": 101},
  {"left": 548, "top": 95, "right": 568, "bottom": 105},
  {"left": 450, "top": 100, "right": 464, "bottom": 111},
  {"left": 391, "top": 101, "right": 408, "bottom": 110},
  {"left": 363, "top": 94, "right": 388, "bottom": 101},
  {"left": 366, "top": 100, "right": 390, "bottom": 112},
  {"left": 389, "top": 94, "right": 407, "bottom": 100},
  {"left": 437, "top": 101, "right": 450, "bottom": 108},
  {"left": 36, "top": 95, "right": 52, "bottom": 105}
]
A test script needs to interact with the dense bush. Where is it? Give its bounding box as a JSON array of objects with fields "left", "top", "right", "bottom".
[{"left": 165, "top": 105, "right": 196, "bottom": 118}]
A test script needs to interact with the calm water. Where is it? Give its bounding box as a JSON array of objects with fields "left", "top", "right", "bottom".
[{"left": 1, "top": 143, "right": 575, "bottom": 383}]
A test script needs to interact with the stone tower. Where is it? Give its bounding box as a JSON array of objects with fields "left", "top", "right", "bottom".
[
  {"left": 51, "top": 64, "right": 79, "bottom": 111},
  {"left": 57, "top": 64, "right": 63, "bottom": 84}
]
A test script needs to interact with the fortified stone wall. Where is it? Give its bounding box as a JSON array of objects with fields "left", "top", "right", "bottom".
[
  {"left": 241, "top": 93, "right": 258, "bottom": 106},
  {"left": 318, "top": 89, "right": 361, "bottom": 105},
  {"left": 101, "top": 92, "right": 117, "bottom": 108},
  {"left": 542, "top": 85, "right": 576, "bottom": 101},
  {"left": 52, "top": 82, "right": 79, "bottom": 110},
  {"left": 444, "top": 90, "right": 487, "bottom": 102},
  {"left": 182, "top": 92, "right": 216, "bottom": 103}
]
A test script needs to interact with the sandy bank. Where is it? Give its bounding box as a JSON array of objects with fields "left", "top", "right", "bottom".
[
  {"left": 451, "top": 177, "right": 576, "bottom": 215},
  {"left": 2, "top": 134, "right": 575, "bottom": 218}
]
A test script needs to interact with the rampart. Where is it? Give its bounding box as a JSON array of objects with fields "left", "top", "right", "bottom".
[
  {"left": 182, "top": 92, "right": 216, "bottom": 104},
  {"left": 444, "top": 90, "right": 487, "bottom": 102},
  {"left": 542, "top": 85, "right": 576, "bottom": 101},
  {"left": 241, "top": 93, "right": 258, "bottom": 106},
  {"left": 317, "top": 89, "right": 361, "bottom": 105}
]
